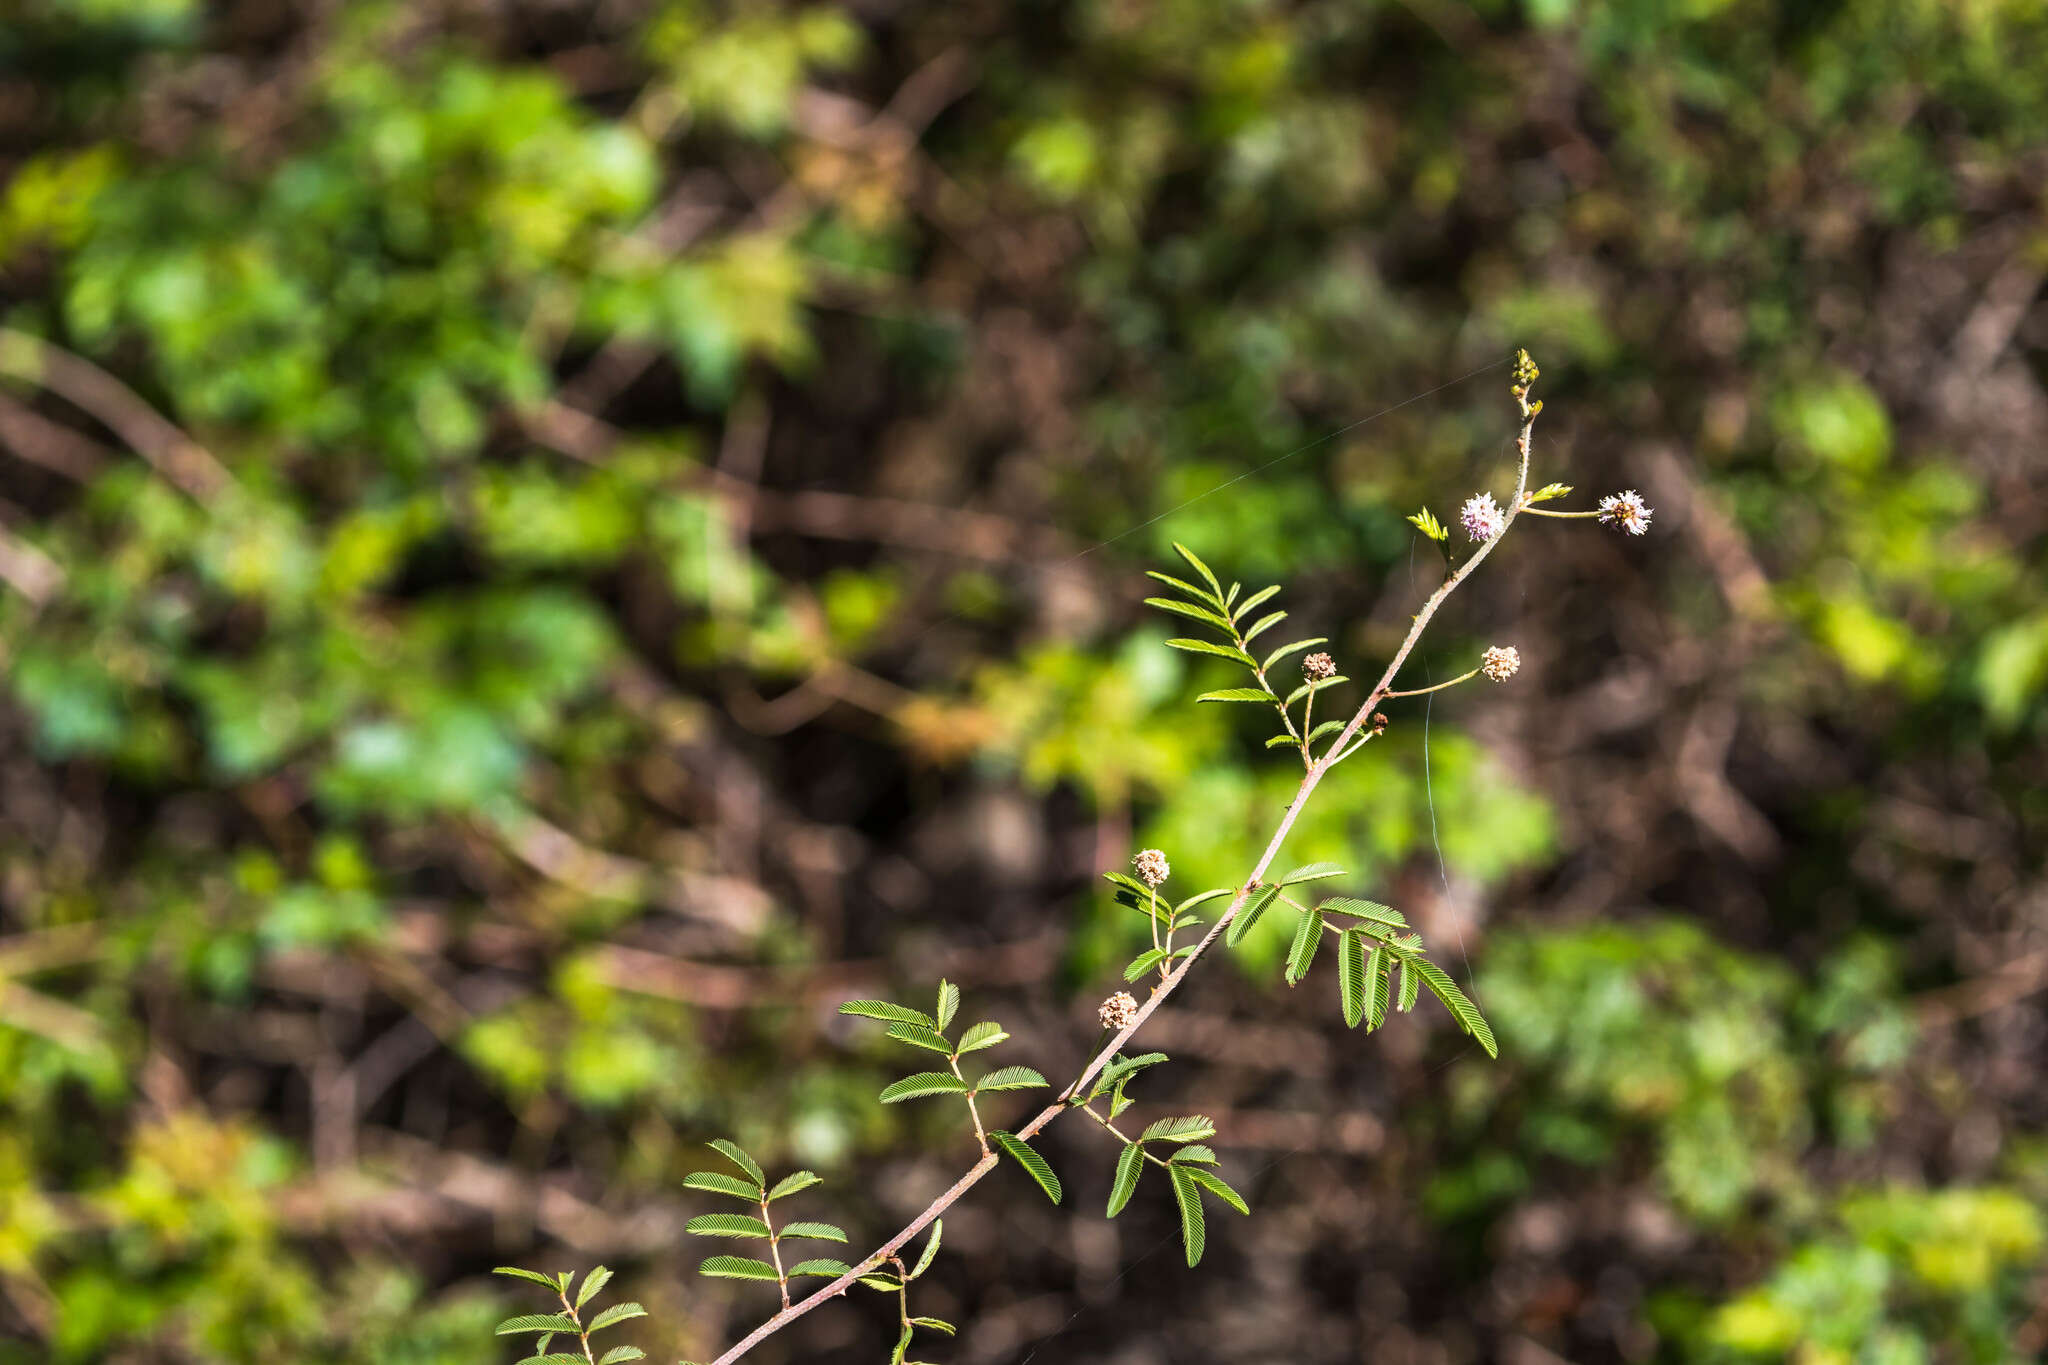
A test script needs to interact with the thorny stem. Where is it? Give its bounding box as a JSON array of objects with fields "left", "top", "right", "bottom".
[
  {"left": 1382, "top": 667, "right": 1481, "bottom": 699},
  {"left": 704, "top": 372, "right": 1542, "bottom": 1365},
  {"left": 761, "top": 1196, "right": 791, "bottom": 1309},
  {"left": 556, "top": 1283, "right": 598, "bottom": 1365}
]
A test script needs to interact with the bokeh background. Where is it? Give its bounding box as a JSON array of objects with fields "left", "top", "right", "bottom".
[{"left": 3, "top": 1, "right": 2046, "bottom": 1362}]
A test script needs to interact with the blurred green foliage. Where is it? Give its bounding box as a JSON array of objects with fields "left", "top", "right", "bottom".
[{"left": 2, "top": 0, "right": 2045, "bottom": 1361}]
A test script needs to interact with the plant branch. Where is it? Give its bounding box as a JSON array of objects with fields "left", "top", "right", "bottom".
[{"left": 703, "top": 370, "right": 1542, "bottom": 1365}]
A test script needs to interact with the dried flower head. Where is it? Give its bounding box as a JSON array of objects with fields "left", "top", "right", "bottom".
[
  {"left": 1302, "top": 651, "right": 1336, "bottom": 682},
  {"left": 1481, "top": 645, "right": 1520, "bottom": 682},
  {"left": 1460, "top": 492, "right": 1505, "bottom": 542},
  {"left": 1597, "top": 490, "right": 1653, "bottom": 536},
  {"left": 1098, "top": 990, "right": 1139, "bottom": 1031},
  {"left": 1371, "top": 712, "right": 1389, "bottom": 731},
  {"left": 1132, "top": 848, "right": 1170, "bottom": 887}
]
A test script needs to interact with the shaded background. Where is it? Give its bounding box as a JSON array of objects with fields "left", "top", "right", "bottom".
[{"left": 3, "top": 1, "right": 2047, "bottom": 1361}]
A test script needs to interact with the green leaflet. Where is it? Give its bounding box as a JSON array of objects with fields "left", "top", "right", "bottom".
[
  {"left": 1176, "top": 887, "right": 1235, "bottom": 914},
  {"left": 493, "top": 1267, "right": 563, "bottom": 1290},
  {"left": 890, "top": 1322, "right": 913, "bottom": 1365},
  {"left": 878, "top": 1071, "right": 969, "bottom": 1103},
  {"left": 778, "top": 1221, "right": 848, "bottom": 1242},
  {"left": 1145, "top": 597, "right": 1233, "bottom": 631},
  {"left": 910, "top": 1219, "right": 943, "bottom": 1278},
  {"left": 599, "top": 1348, "right": 646, "bottom": 1365},
  {"left": 698, "top": 1256, "right": 779, "bottom": 1281},
  {"left": 1276, "top": 862, "right": 1345, "bottom": 885},
  {"left": 575, "top": 1266, "right": 612, "bottom": 1308},
  {"left": 1169, "top": 1165, "right": 1207, "bottom": 1267},
  {"left": 1140, "top": 1114, "right": 1216, "bottom": 1143},
  {"left": 1408, "top": 507, "right": 1449, "bottom": 542},
  {"left": 1321, "top": 896, "right": 1405, "bottom": 926},
  {"left": 1165, "top": 637, "right": 1257, "bottom": 667},
  {"left": 990, "top": 1130, "right": 1062, "bottom": 1203},
  {"left": 910, "top": 1317, "right": 956, "bottom": 1334},
  {"left": 1406, "top": 955, "right": 1499, "bottom": 1058},
  {"left": 1233, "top": 584, "right": 1281, "bottom": 619},
  {"left": 683, "top": 1170, "right": 761, "bottom": 1200},
  {"left": 586, "top": 1303, "right": 646, "bottom": 1332},
  {"left": 1366, "top": 944, "right": 1390, "bottom": 1029},
  {"left": 1185, "top": 1167, "right": 1249, "bottom": 1216},
  {"left": 1285, "top": 906, "right": 1323, "bottom": 985},
  {"left": 1283, "top": 675, "right": 1349, "bottom": 706},
  {"left": 1123, "top": 947, "right": 1166, "bottom": 981},
  {"left": 1227, "top": 884, "right": 1282, "bottom": 946},
  {"left": 686, "top": 1213, "right": 770, "bottom": 1238},
  {"left": 1090, "top": 1051, "right": 1167, "bottom": 1098},
  {"left": 789, "top": 1258, "right": 852, "bottom": 1277},
  {"left": 1241, "top": 609, "right": 1287, "bottom": 643},
  {"left": 1339, "top": 928, "right": 1367, "bottom": 1027},
  {"left": 1143, "top": 569, "right": 1214, "bottom": 604},
  {"left": 975, "top": 1064, "right": 1048, "bottom": 1092},
  {"left": 1396, "top": 958, "right": 1421, "bottom": 1012},
  {"left": 1171, "top": 541, "right": 1223, "bottom": 597},
  {"left": 884, "top": 1022, "right": 955, "bottom": 1054},
  {"left": 1262, "top": 637, "right": 1327, "bottom": 672},
  {"left": 1170, "top": 1143, "right": 1217, "bottom": 1165},
  {"left": 1196, "top": 687, "right": 1275, "bottom": 703},
  {"left": 497, "top": 1314, "right": 579, "bottom": 1335},
  {"left": 935, "top": 979, "right": 959, "bottom": 1031},
  {"left": 955, "top": 1021, "right": 1007, "bottom": 1053},
  {"left": 838, "top": 999, "right": 939, "bottom": 1029},
  {"left": 706, "top": 1139, "right": 765, "bottom": 1187},
  {"left": 766, "top": 1170, "right": 822, "bottom": 1201},
  {"left": 1107, "top": 1142, "right": 1144, "bottom": 1217}
]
